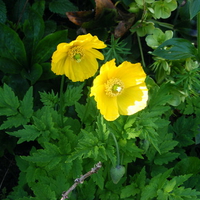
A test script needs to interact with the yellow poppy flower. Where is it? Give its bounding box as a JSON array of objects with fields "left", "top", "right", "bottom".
[
  {"left": 51, "top": 33, "right": 107, "bottom": 82},
  {"left": 90, "top": 59, "right": 148, "bottom": 121}
]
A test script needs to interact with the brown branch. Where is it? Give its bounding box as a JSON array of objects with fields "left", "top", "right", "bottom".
[{"left": 61, "top": 161, "right": 102, "bottom": 200}]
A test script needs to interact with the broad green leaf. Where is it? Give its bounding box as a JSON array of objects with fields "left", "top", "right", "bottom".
[
  {"left": 32, "top": 0, "right": 45, "bottom": 16},
  {"left": 49, "top": 0, "right": 78, "bottom": 15},
  {"left": 153, "top": 38, "right": 197, "bottom": 60},
  {"left": 21, "top": 63, "right": 43, "bottom": 85},
  {"left": 189, "top": 0, "right": 200, "bottom": 19},
  {"left": 0, "top": 57, "right": 22, "bottom": 74},
  {"left": 0, "top": 84, "right": 19, "bottom": 116},
  {"left": 0, "top": 23, "right": 27, "bottom": 67},
  {"left": 23, "top": 8, "right": 44, "bottom": 57},
  {"left": 0, "top": 0, "right": 6, "bottom": 24},
  {"left": 32, "top": 30, "right": 68, "bottom": 63}
]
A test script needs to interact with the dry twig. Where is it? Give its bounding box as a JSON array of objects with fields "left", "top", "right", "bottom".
[{"left": 61, "top": 161, "right": 102, "bottom": 200}]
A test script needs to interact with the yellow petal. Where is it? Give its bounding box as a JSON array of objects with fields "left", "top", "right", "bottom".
[
  {"left": 87, "top": 49, "right": 104, "bottom": 60},
  {"left": 64, "top": 57, "right": 98, "bottom": 82},
  {"left": 51, "top": 55, "right": 67, "bottom": 75},
  {"left": 77, "top": 33, "right": 107, "bottom": 49},
  {"left": 117, "top": 82, "right": 148, "bottom": 115},
  {"left": 93, "top": 85, "right": 119, "bottom": 121},
  {"left": 116, "top": 61, "right": 147, "bottom": 88}
]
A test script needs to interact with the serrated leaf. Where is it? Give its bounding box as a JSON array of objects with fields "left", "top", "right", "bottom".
[
  {"left": 0, "top": 23, "right": 27, "bottom": 66},
  {"left": 64, "top": 83, "right": 83, "bottom": 106},
  {"left": 0, "top": 0, "right": 7, "bottom": 24},
  {"left": 92, "top": 168, "right": 104, "bottom": 190},
  {"left": 31, "top": 182, "right": 57, "bottom": 199},
  {"left": 7, "top": 125, "right": 41, "bottom": 144},
  {"left": 0, "top": 113, "right": 30, "bottom": 130},
  {"left": 75, "top": 98, "right": 98, "bottom": 123},
  {"left": 49, "top": 0, "right": 78, "bottom": 15},
  {"left": 19, "top": 87, "right": 33, "bottom": 119},
  {"left": 174, "top": 157, "right": 200, "bottom": 175},
  {"left": 32, "top": 30, "right": 68, "bottom": 64},
  {"left": 154, "top": 152, "right": 179, "bottom": 165},
  {"left": 39, "top": 90, "right": 59, "bottom": 107},
  {"left": 66, "top": 130, "right": 99, "bottom": 162},
  {"left": 153, "top": 38, "right": 197, "bottom": 60},
  {"left": 121, "top": 184, "right": 140, "bottom": 198},
  {"left": 0, "top": 84, "right": 19, "bottom": 116},
  {"left": 22, "top": 142, "right": 62, "bottom": 169}
]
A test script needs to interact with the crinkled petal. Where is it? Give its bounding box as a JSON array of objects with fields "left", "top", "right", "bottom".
[
  {"left": 64, "top": 57, "right": 98, "bottom": 82},
  {"left": 87, "top": 49, "right": 104, "bottom": 60},
  {"left": 93, "top": 85, "right": 119, "bottom": 121},
  {"left": 117, "top": 82, "right": 148, "bottom": 115},
  {"left": 116, "top": 61, "right": 147, "bottom": 88},
  {"left": 76, "top": 33, "right": 107, "bottom": 49},
  {"left": 51, "top": 54, "right": 67, "bottom": 75}
]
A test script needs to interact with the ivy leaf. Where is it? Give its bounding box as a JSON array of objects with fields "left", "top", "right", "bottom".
[{"left": 153, "top": 38, "right": 197, "bottom": 60}]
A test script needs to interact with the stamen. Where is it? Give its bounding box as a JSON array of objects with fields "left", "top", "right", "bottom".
[
  {"left": 69, "top": 46, "right": 84, "bottom": 62},
  {"left": 105, "top": 78, "right": 124, "bottom": 97}
]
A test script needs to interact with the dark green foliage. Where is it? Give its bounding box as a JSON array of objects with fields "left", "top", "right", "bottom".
[{"left": 0, "top": 0, "right": 200, "bottom": 200}]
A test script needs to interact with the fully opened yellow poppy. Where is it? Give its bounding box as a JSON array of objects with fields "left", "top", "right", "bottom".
[
  {"left": 90, "top": 59, "right": 148, "bottom": 121},
  {"left": 51, "top": 33, "right": 107, "bottom": 82}
]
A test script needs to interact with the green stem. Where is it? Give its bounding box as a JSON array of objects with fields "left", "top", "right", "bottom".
[
  {"left": 60, "top": 75, "right": 65, "bottom": 127},
  {"left": 197, "top": 12, "right": 200, "bottom": 62},
  {"left": 137, "top": 33, "right": 146, "bottom": 68},
  {"left": 110, "top": 132, "right": 120, "bottom": 166}
]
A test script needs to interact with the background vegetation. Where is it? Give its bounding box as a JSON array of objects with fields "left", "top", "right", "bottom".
[{"left": 0, "top": 0, "right": 200, "bottom": 199}]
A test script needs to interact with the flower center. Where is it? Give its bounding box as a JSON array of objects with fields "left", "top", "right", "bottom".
[
  {"left": 105, "top": 78, "right": 124, "bottom": 97},
  {"left": 69, "top": 46, "right": 84, "bottom": 62}
]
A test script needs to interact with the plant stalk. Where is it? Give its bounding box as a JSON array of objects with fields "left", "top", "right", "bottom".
[
  {"left": 110, "top": 132, "right": 120, "bottom": 166},
  {"left": 137, "top": 33, "right": 146, "bottom": 68},
  {"left": 197, "top": 12, "right": 200, "bottom": 62},
  {"left": 60, "top": 75, "right": 65, "bottom": 127}
]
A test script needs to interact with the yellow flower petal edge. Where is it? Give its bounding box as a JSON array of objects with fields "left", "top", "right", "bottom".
[
  {"left": 90, "top": 59, "right": 148, "bottom": 121},
  {"left": 51, "top": 33, "right": 107, "bottom": 82}
]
